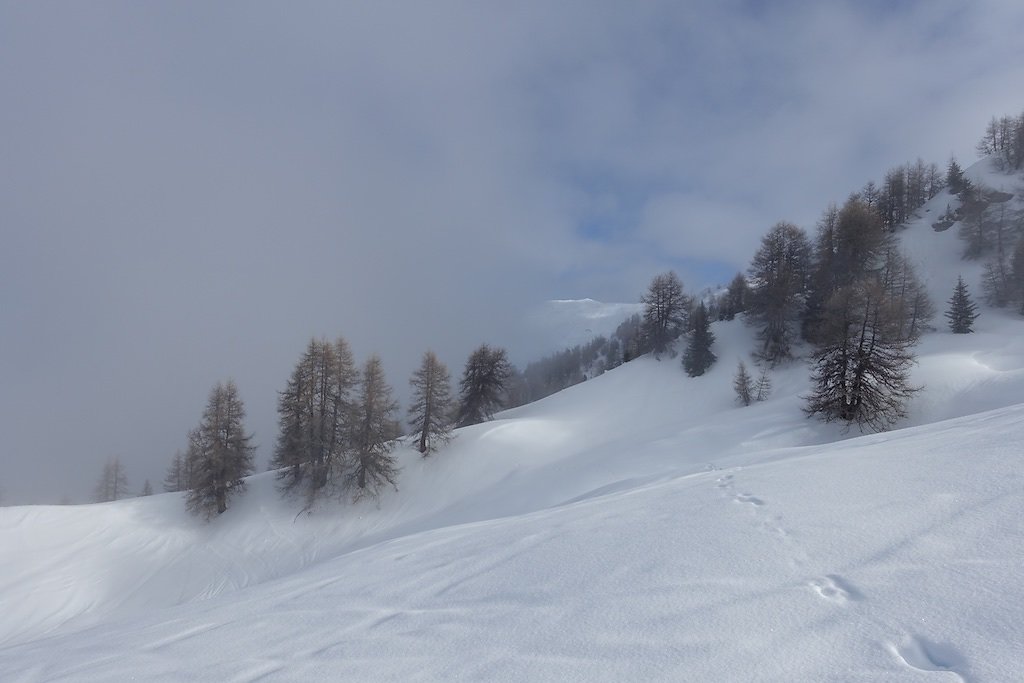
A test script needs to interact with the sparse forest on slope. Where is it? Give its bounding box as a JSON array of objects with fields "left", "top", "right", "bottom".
[
  {"left": 112, "top": 111, "right": 1024, "bottom": 518},
  {"left": 10, "top": 110, "right": 1024, "bottom": 683}
]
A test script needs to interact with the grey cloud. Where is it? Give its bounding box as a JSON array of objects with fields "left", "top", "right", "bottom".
[{"left": 2, "top": 1, "right": 1022, "bottom": 502}]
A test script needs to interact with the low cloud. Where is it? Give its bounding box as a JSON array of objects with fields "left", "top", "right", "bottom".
[{"left": 2, "top": 1, "right": 1022, "bottom": 502}]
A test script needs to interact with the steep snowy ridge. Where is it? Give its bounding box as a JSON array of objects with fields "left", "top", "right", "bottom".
[{"left": 2, "top": 159, "right": 1024, "bottom": 681}]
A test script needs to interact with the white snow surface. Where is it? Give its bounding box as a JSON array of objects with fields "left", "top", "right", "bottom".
[{"left": 3, "top": 162, "right": 1024, "bottom": 681}]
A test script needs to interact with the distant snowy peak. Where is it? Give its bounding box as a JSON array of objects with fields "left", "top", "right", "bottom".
[{"left": 542, "top": 298, "right": 642, "bottom": 323}]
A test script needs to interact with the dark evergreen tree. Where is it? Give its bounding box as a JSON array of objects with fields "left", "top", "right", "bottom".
[
  {"left": 946, "top": 276, "right": 979, "bottom": 333},
  {"left": 408, "top": 350, "right": 455, "bottom": 455},
  {"left": 733, "top": 360, "right": 754, "bottom": 407},
  {"left": 746, "top": 221, "right": 812, "bottom": 363},
  {"left": 186, "top": 380, "right": 255, "bottom": 518},
  {"left": 640, "top": 271, "right": 690, "bottom": 357},
  {"left": 682, "top": 302, "right": 716, "bottom": 377},
  {"left": 946, "top": 157, "right": 968, "bottom": 195},
  {"left": 455, "top": 344, "right": 513, "bottom": 427},
  {"left": 348, "top": 356, "right": 400, "bottom": 498},
  {"left": 805, "top": 281, "right": 919, "bottom": 432}
]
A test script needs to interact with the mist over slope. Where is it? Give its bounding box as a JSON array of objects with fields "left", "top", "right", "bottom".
[
  {"left": 521, "top": 299, "right": 644, "bottom": 359},
  {"left": 2, "top": 159, "right": 1024, "bottom": 681}
]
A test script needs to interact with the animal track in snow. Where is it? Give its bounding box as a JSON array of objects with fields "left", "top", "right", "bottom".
[
  {"left": 808, "top": 575, "right": 862, "bottom": 604},
  {"left": 888, "top": 635, "right": 967, "bottom": 681},
  {"left": 734, "top": 492, "right": 764, "bottom": 506},
  {"left": 716, "top": 474, "right": 796, "bottom": 560},
  {"left": 715, "top": 472, "right": 764, "bottom": 507}
]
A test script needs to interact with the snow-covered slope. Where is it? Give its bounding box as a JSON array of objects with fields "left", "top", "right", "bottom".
[
  {"left": 5, "top": 404, "right": 1024, "bottom": 682},
  {"left": 3, "top": 160, "right": 1024, "bottom": 681},
  {"left": 3, "top": 307, "right": 1024, "bottom": 681},
  {"left": 899, "top": 156, "right": 1023, "bottom": 309}
]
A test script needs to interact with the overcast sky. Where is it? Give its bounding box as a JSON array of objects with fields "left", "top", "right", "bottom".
[{"left": 2, "top": 1, "right": 1023, "bottom": 503}]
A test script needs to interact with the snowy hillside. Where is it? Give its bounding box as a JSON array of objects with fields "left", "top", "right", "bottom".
[
  {"left": 3, "top": 308, "right": 1024, "bottom": 680},
  {"left": 887, "top": 157, "right": 1024, "bottom": 424},
  {"left": 897, "top": 156, "right": 1023, "bottom": 309},
  {"left": 3, "top": 160, "right": 1024, "bottom": 681}
]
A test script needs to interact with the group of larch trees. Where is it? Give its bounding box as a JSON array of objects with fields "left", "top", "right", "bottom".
[
  {"left": 636, "top": 269, "right": 717, "bottom": 377},
  {"left": 730, "top": 111, "right": 1024, "bottom": 430},
  {"left": 781, "top": 197, "right": 927, "bottom": 430},
  {"left": 712, "top": 182, "right": 941, "bottom": 429},
  {"left": 639, "top": 115, "right": 1022, "bottom": 430},
  {"left": 128, "top": 112, "right": 1024, "bottom": 513},
  {"left": 268, "top": 338, "right": 410, "bottom": 507},
  {"left": 683, "top": 302, "right": 717, "bottom": 377},
  {"left": 158, "top": 336, "right": 516, "bottom": 519}
]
